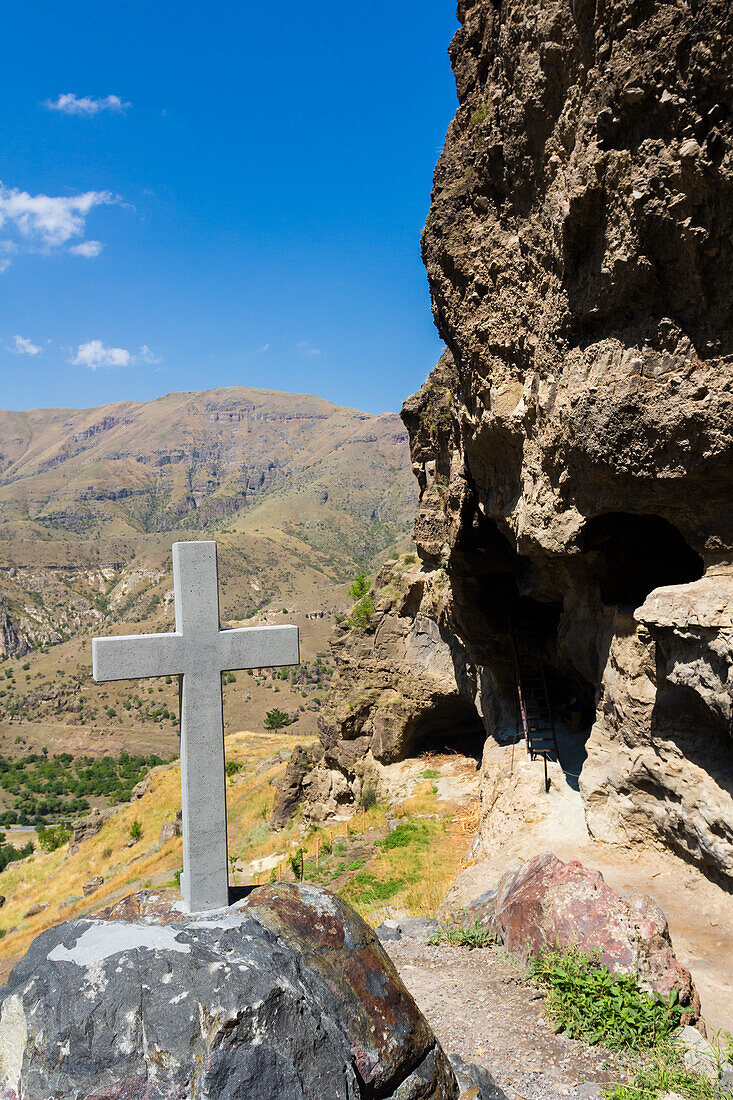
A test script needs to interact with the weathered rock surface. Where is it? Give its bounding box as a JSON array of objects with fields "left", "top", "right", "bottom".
[
  {"left": 0, "top": 599, "right": 30, "bottom": 660},
  {"left": 0, "top": 884, "right": 461, "bottom": 1099},
  {"left": 277, "top": 0, "right": 733, "bottom": 886},
  {"left": 469, "top": 853, "right": 700, "bottom": 1023},
  {"left": 70, "top": 806, "right": 118, "bottom": 853}
]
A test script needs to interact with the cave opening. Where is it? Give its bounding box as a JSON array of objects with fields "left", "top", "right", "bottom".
[
  {"left": 405, "top": 695, "right": 487, "bottom": 763},
  {"left": 581, "top": 512, "right": 704, "bottom": 607},
  {"left": 452, "top": 512, "right": 599, "bottom": 780}
]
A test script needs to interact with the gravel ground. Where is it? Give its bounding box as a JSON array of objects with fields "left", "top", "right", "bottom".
[{"left": 385, "top": 936, "right": 627, "bottom": 1100}]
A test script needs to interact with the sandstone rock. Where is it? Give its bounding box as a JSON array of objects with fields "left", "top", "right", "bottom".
[
  {"left": 277, "top": 0, "right": 733, "bottom": 888},
  {"left": 158, "top": 811, "right": 182, "bottom": 846},
  {"left": 481, "top": 853, "right": 700, "bottom": 1023},
  {"left": 0, "top": 885, "right": 461, "bottom": 1099},
  {"left": 22, "top": 903, "right": 46, "bottom": 919},
  {"left": 82, "top": 875, "right": 103, "bottom": 897},
  {"left": 70, "top": 807, "right": 117, "bottom": 853},
  {"left": 676, "top": 1025, "right": 721, "bottom": 1080}
]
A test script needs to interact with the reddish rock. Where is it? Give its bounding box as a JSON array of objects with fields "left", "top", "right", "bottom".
[{"left": 484, "top": 852, "right": 700, "bottom": 1023}]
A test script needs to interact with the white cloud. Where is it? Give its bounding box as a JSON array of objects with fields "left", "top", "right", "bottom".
[
  {"left": 297, "top": 340, "right": 321, "bottom": 356},
  {"left": 70, "top": 240, "right": 103, "bottom": 258},
  {"left": 139, "top": 344, "right": 162, "bottom": 364},
  {"left": 0, "top": 184, "right": 117, "bottom": 248},
  {"left": 13, "top": 335, "right": 42, "bottom": 356},
  {"left": 45, "top": 93, "right": 130, "bottom": 116},
  {"left": 0, "top": 259, "right": 10, "bottom": 274},
  {"left": 70, "top": 341, "right": 161, "bottom": 370},
  {"left": 71, "top": 340, "right": 131, "bottom": 370}
]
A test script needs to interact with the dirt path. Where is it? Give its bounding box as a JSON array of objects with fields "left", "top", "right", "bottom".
[
  {"left": 446, "top": 746, "right": 733, "bottom": 1034},
  {"left": 386, "top": 936, "right": 622, "bottom": 1100}
]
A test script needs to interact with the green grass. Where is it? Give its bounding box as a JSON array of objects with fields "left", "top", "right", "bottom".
[
  {"left": 422, "top": 768, "right": 440, "bottom": 779},
  {"left": 529, "top": 948, "right": 683, "bottom": 1049},
  {"left": 376, "top": 820, "right": 433, "bottom": 852},
  {"left": 604, "top": 1040, "right": 732, "bottom": 1100}
]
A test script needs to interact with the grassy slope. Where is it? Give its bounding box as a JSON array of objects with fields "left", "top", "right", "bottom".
[{"left": 0, "top": 731, "right": 474, "bottom": 964}]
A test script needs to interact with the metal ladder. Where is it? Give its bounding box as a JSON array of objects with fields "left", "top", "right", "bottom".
[{"left": 508, "top": 616, "right": 560, "bottom": 778}]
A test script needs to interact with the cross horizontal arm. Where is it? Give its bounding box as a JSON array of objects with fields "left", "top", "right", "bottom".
[
  {"left": 92, "top": 632, "right": 185, "bottom": 683},
  {"left": 216, "top": 625, "right": 299, "bottom": 672}
]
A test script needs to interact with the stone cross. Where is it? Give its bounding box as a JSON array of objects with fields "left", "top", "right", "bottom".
[{"left": 92, "top": 541, "right": 299, "bottom": 913}]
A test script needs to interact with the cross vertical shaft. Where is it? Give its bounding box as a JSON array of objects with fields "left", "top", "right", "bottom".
[{"left": 173, "top": 542, "right": 229, "bottom": 912}]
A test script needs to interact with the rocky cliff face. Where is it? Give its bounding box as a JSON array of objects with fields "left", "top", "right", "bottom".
[{"left": 276, "top": 0, "right": 733, "bottom": 885}]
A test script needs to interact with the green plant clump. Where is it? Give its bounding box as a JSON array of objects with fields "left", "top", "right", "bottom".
[
  {"left": 36, "top": 823, "right": 72, "bottom": 852},
  {"left": 376, "top": 820, "right": 433, "bottom": 852},
  {"left": 428, "top": 917, "right": 496, "bottom": 949},
  {"left": 129, "top": 819, "right": 142, "bottom": 841},
  {"left": 529, "top": 948, "right": 683, "bottom": 1049}
]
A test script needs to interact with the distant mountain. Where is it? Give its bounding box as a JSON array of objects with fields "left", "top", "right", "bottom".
[{"left": 0, "top": 386, "right": 417, "bottom": 654}]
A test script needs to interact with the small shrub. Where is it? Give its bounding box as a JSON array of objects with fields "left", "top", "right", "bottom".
[
  {"left": 129, "top": 820, "right": 142, "bottom": 841},
  {"left": 288, "top": 847, "right": 306, "bottom": 881},
  {"left": 102, "top": 846, "right": 112, "bottom": 859},
  {"left": 529, "top": 947, "right": 683, "bottom": 1049},
  {"left": 359, "top": 782, "right": 378, "bottom": 809},
  {"left": 422, "top": 768, "right": 440, "bottom": 779},
  {"left": 347, "top": 573, "right": 370, "bottom": 601},
  {"left": 36, "top": 824, "right": 73, "bottom": 853},
  {"left": 349, "top": 597, "right": 374, "bottom": 632},
  {"left": 264, "top": 708, "right": 291, "bottom": 731},
  {"left": 225, "top": 760, "right": 243, "bottom": 779}
]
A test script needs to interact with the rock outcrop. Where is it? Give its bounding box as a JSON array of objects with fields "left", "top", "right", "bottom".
[
  {"left": 276, "top": 0, "right": 733, "bottom": 886},
  {"left": 468, "top": 852, "right": 700, "bottom": 1023},
  {"left": 0, "top": 884, "right": 462, "bottom": 1099},
  {"left": 0, "top": 599, "right": 29, "bottom": 660}
]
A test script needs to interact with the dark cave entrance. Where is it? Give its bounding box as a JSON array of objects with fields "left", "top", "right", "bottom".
[
  {"left": 405, "top": 695, "right": 487, "bottom": 764},
  {"left": 581, "top": 512, "right": 704, "bottom": 608}
]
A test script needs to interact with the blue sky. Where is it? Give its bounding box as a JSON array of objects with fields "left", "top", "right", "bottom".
[{"left": 0, "top": 3, "right": 459, "bottom": 415}]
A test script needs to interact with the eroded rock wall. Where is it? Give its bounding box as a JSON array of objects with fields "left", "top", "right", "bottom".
[{"left": 276, "top": 0, "right": 733, "bottom": 885}]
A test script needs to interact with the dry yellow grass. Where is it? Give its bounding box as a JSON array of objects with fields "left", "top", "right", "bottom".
[
  {"left": 0, "top": 731, "right": 312, "bottom": 961},
  {"left": 0, "top": 735, "right": 475, "bottom": 964}
]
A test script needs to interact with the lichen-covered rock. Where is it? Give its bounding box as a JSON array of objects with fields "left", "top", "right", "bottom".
[
  {"left": 0, "top": 885, "right": 460, "bottom": 1100},
  {"left": 478, "top": 852, "right": 700, "bottom": 1023},
  {"left": 278, "top": 0, "right": 733, "bottom": 886}
]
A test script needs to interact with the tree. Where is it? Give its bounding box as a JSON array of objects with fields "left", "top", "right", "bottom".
[
  {"left": 347, "top": 573, "right": 370, "bottom": 601},
  {"left": 264, "top": 708, "right": 291, "bottom": 731}
]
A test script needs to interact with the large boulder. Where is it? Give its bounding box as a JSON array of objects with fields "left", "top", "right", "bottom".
[
  {"left": 0, "top": 884, "right": 461, "bottom": 1100},
  {"left": 474, "top": 852, "right": 700, "bottom": 1024}
]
